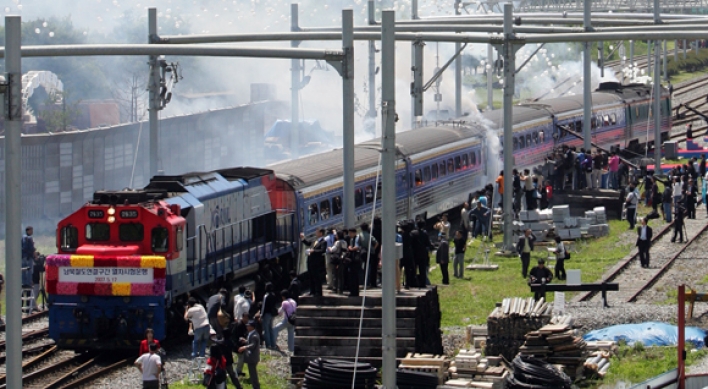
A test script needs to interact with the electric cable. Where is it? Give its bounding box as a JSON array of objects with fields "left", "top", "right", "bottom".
[{"left": 505, "top": 355, "right": 572, "bottom": 389}]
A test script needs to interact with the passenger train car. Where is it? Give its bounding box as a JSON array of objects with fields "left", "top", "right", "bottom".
[{"left": 47, "top": 82, "right": 669, "bottom": 348}]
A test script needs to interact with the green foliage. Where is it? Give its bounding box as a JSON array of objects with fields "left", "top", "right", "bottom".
[
  {"left": 431, "top": 217, "right": 652, "bottom": 327},
  {"left": 168, "top": 353, "right": 288, "bottom": 389},
  {"left": 666, "top": 47, "right": 708, "bottom": 78},
  {"left": 37, "top": 90, "right": 81, "bottom": 133},
  {"left": 603, "top": 345, "right": 708, "bottom": 386}
]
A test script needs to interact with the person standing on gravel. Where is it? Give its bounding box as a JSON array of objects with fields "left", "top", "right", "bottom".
[
  {"left": 238, "top": 320, "right": 261, "bottom": 389},
  {"left": 185, "top": 297, "right": 210, "bottom": 359},
  {"left": 636, "top": 218, "right": 653, "bottom": 268},
  {"left": 516, "top": 229, "right": 536, "bottom": 279},
  {"left": 135, "top": 342, "right": 162, "bottom": 389},
  {"left": 625, "top": 183, "right": 639, "bottom": 230},
  {"left": 672, "top": 195, "right": 687, "bottom": 243}
]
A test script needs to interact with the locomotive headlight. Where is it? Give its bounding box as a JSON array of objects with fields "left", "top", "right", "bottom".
[
  {"left": 107, "top": 207, "right": 116, "bottom": 215},
  {"left": 108, "top": 216, "right": 116, "bottom": 223}
]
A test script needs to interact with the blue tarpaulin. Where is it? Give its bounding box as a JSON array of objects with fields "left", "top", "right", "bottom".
[{"left": 583, "top": 322, "right": 706, "bottom": 347}]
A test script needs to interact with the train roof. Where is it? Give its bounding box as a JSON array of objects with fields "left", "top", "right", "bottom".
[
  {"left": 269, "top": 123, "right": 487, "bottom": 189},
  {"left": 145, "top": 167, "right": 272, "bottom": 201}
]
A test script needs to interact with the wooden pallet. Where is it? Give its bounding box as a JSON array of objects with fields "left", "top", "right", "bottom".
[{"left": 399, "top": 353, "right": 448, "bottom": 384}]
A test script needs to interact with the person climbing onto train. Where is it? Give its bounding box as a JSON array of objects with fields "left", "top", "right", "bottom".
[
  {"left": 185, "top": 297, "right": 210, "bottom": 359},
  {"left": 21, "top": 226, "right": 37, "bottom": 288},
  {"left": 138, "top": 328, "right": 161, "bottom": 356},
  {"left": 207, "top": 288, "right": 229, "bottom": 341}
]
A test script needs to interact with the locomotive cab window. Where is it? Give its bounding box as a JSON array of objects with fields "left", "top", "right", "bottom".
[
  {"left": 60, "top": 225, "right": 79, "bottom": 250},
  {"left": 85, "top": 223, "right": 110, "bottom": 242},
  {"left": 119, "top": 222, "right": 144, "bottom": 242},
  {"left": 308, "top": 204, "right": 319, "bottom": 225},
  {"left": 332, "top": 196, "right": 342, "bottom": 215},
  {"left": 151, "top": 226, "right": 169, "bottom": 253},
  {"left": 320, "top": 200, "right": 331, "bottom": 220}
]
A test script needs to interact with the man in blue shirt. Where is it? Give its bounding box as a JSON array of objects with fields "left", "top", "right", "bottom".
[
  {"left": 22, "top": 226, "right": 36, "bottom": 288},
  {"left": 469, "top": 202, "right": 491, "bottom": 240}
]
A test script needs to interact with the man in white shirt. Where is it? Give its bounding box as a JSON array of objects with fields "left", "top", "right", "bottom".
[
  {"left": 233, "top": 287, "right": 252, "bottom": 321},
  {"left": 184, "top": 297, "right": 210, "bottom": 358},
  {"left": 625, "top": 183, "right": 639, "bottom": 229},
  {"left": 135, "top": 342, "right": 162, "bottom": 389}
]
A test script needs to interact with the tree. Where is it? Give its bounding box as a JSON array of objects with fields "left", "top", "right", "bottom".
[{"left": 37, "top": 90, "right": 81, "bottom": 133}]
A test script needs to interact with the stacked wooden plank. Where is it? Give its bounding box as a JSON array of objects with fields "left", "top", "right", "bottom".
[
  {"left": 398, "top": 353, "right": 448, "bottom": 385},
  {"left": 518, "top": 323, "right": 588, "bottom": 379},
  {"left": 291, "top": 288, "right": 442, "bottom": 374},
  {"left": 485, "top": 297, "right": 552, "bottom": 361},
  {"left": 446, "top": 349, "right": 508, "bottom": 389}
]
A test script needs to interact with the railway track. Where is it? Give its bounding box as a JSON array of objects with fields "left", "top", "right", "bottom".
[
  {"left": 578, "top": 218, "right": 708, "bottom": 305},
  {"left": 0, "top": 310, "right": 48, "bottom": 333}
]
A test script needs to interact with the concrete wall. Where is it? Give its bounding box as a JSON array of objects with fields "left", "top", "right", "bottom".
[{"left": 0, "top": 100, "right": 286, "bottom": 236}]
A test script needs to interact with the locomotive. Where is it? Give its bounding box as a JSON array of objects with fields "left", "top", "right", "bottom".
[{"left": 47, "top": 82, "right": 670, "bottom": 348}]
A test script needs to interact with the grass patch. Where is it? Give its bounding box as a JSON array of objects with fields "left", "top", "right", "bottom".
[
  {"left": 167, "top": 353, "right": 288, "bottom": 389},
  {"left": 597, "top": 344, "right": 708, "bottom": 387},
  {"left": 430, "top": 217, "right": 653, "bottom": 327}
]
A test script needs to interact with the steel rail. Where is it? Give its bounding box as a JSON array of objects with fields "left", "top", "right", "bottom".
[
  {"left": 42, "top": 354, "right": 100, "bottom": 389},
  {"left": 0, "top": 328, "right": 49, "bottom": 352},
  {"left": 0, "top": 345, "right": 58, "bottom": 387},
  {"left": 627, "top": 222, "right": 708, "bottom": 302},
  {"left": 0, "top": 310, "right": 48, "bottom": 332},
  {"left": 0, "top": 343, "right": 55, "bottom": 365},
  {"left": 576, "top": 221, "right": 674, "bottom": 302},
  {"left": 55, "top": 357, "right": 131, "bottom": 389}
]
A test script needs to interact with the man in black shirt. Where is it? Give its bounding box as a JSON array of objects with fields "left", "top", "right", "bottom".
[
  {"left": 231, "top": 312, "right": 250, "bottom": 379},
  {"left": 287, "top": 271, "right": 301, "bottom": 305},
  {"left": 207, "top": 288, "right": 229, "bottom": 340},
  {"left": 452, "top": 230, "right": 466, "bottom": 279},
  {"left": 529, "top": 259, "right": 553, "bottom": 301}
]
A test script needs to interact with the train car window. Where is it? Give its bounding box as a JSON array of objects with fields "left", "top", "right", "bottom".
[
  {"left": 603, "top": 115, "right": 610, "bottom": 126},
  {"left": 320, "top": 200, "right": 331, "bottom": 219},
  {"left": 519, "top": 136, "right": 526, "bottom": 149},
  {"left": 376, "top": 182, "right": 382, "bottom": 200},
  {"left": 415, "top": 170, "right": 423, "bottom": 186},
  {"left": 461, "top": 154, "right": 469, "bottom": 168},
  {"left": 60, "top": 225, "right": 79, "bottom": 250},
  {"left": 470, "top": 152, "right": 476, "bottom": 166},
  {"left": 85, "top": 223, "right": 110, "bottom": 241},
  {"left": 309, "top": 203, "right": 319, "bottom": 225},
  {"left": 355, "top": 188, "right": 364, "bottom": 206},
  {"left": 539, "top": 131, "right": 545, "bottom": 143},
  {"left": 526, "top": 134, "right": 532, "bottom": 147},
  {"left": 423, "top": 167, "right": 431, "bottom": 182},
  {"left": 432, "top": 164, "right": 439, "bottom": 179},
  {"left": 176, "top": 226, "right": 184, "bottom": 252},
  {"left": 151, "top": 227, "right": 169, "bottom": 253},
  {"left": 332, "top": 196, "right": 342, "bottom": 215},
  {"left": 365, "top": 185, "right": 374, "bottom": 204},
  {"left": 454, "top": 156, "right": 462, "bottom": 171},
  {"left": 447, "top": 159, "right": 454, "bottom": 174},
  {"left": 119, "top": 222, "right": 144, "bottom": 242},
  {"left": 532, "top": 132, "right": 539, "bottom": 144},
  {"left": 439, "top": 162, "right": 447, "bottom": 177},
  {"left": 513, "top": 137, "right": 519, "bottom": 150},
  {"left": 591, "top": 116, "right": 598, "bottom": 129},
  {"left": 610, "top": 113, "right": 617, "bottom": 125}
]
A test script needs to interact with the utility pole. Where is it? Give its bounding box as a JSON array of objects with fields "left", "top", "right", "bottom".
[
  {"left": 291, "top": 3, "right": 300, "bottom": 159},
  {"left": 502, "top": 4, "right": 520, "bottom": 251},
  {"left": 380, "top": 11, "right": 397, "bottom": 389},
  {"left": 367, "top": 0, "right": 377, "bottom": 136},
  {"left": 487, "top": 44, "right": 494, "bottom": 110},
  {"left": 454, "top": 0, "right": 462, "bottom": 117},
  {"left": 582, "top": 0, "right": 592, "bottom": 152},
  {"left": 148, "top": 8, "right": 160, "bottom": 177},
  {"left": 342, "top": 9, "right": 356, "bottom": 233},
  {"left": 654, "top": 0, "right": 662, "bottom": 171},
  {"left": 411, "top": 39, "right": 424, "bottom": 126},
  {"left": 4, "top": 14, "right": 23, "bottom": 389}
]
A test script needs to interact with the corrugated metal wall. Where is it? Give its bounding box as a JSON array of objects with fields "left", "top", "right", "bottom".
[{"left": 0, "top": 101, "right": 282, "bottom": 235}]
